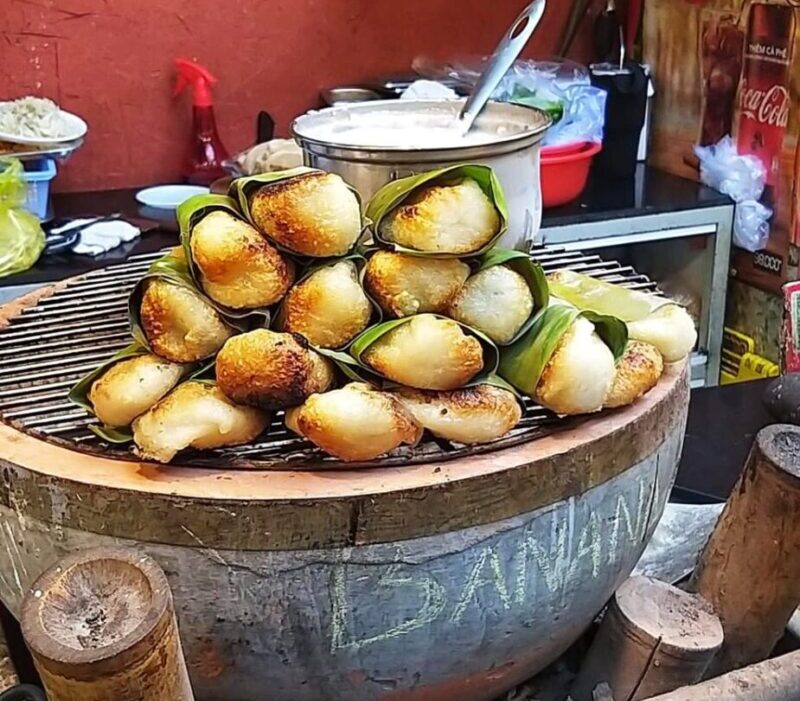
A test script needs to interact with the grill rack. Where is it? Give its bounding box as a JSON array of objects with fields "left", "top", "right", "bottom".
[{"left": 0, "top": 246, "right": 658, "bottom": 470}]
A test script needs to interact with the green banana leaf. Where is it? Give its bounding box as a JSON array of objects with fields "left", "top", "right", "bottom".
[
  {"left": 548, "top": 269, "right": 673, "bottom": 322},
  {"left": 474, "top": 373, "right": 523, "bottom": 400},
  {"left": 90, "top": 424, "right": 135, "bottom": 443},
  {"left": 583, "top": 311, "right": 629, "bottom": 361},
  {"left": 273, "top": 252, "right": 382, "bottom": 349},
  {"left": 472, "top": 247, "right": 550, "bottom": 344},
  {"left": 186, "top": 357, "right": 218, "bottom": 382},
  {"left": 508, "top": 85, "right": 564, "bottom": 123},
  {"left": 349, "top": 314, "right": 500, "bottom": 389},
  {"left": 365, "top": 164, "right": 509, "bottom": 258},
  {"left": 314, "top": 345, "right": 379, "bottom": 385},
  {"left": 69, "top": 347, "right": 214, "bottom": 444},
  {"left": 68, "top": 342, "right": 149, "bottom": 442},
  {"left": 176, "top": 193, "right": 274, "bottom": 323},
  {"left": 228, "top": 167, "right": 316, "bottom": 221},
  {"left": 128, "top": 252, "right": 252, "bottom": 353},
  {"left": 498, "top": 304, "right": 628, "bottom": 396},
  {"left": 228, "top": 167, "right": 364, "bottom": 258},
  {"left": 176, "top": 193, "right": 242, "bottom": 242}
]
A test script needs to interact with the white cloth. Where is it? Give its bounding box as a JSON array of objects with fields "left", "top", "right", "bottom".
[{"left": 52, "top": 218, "right": 141, "bottom": 256}]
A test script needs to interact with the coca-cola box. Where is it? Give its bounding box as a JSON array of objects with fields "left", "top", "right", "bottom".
[{"left": 645, "top": 0, "right": 800, "bottom": 294}]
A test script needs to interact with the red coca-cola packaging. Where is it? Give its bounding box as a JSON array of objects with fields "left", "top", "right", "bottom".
[
  {"left": 784, "top": 279, "right": 800, "bottom": 372},
  {"left": 645, "top": 0, "right": 800, "bottom": 293},
  {"left": 736, "top": 3, "right": 795, "bottom": 207}
]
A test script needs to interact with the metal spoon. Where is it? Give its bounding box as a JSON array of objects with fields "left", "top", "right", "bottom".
[{"left": 458, "top": 0, "right": 547, "bottom": 134}]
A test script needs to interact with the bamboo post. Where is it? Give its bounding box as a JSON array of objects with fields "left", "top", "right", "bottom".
[
  {"left": 571, "top": 576, "right": 723, "bottom": 701},
  {"left": 641, "top": 649, "right": 800, "bottom": 701},
  {"left": 690, "top": 424, "right": 800, "bottom": 676},
  {"left": 19, "top": 548, "right": 194, "bottom": 701}
]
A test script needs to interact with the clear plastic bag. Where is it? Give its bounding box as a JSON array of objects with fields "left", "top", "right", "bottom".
[
  {"left": 0, "top": 158, "right": 45, "bottom": 277},
  {"left": 411, "top": 56, "right": 607, "bottom": 145},
  {"left": 496, "top": 59, "right": 589, "bottom": 120},
  {"left": 495, "top": 60, "right": 606, "bottom": 145},
  {"left": 540, "top": 84, "right": 607, "bottom": 146},
  {"left": 693, "top": 136, "right": 771, "bottom": 252}
]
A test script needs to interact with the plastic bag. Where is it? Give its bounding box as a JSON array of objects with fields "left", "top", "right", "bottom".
[
  {"left": 0, "top": 158, "right": 45, "bottom": 277},
  {"left": 494, "top": 60, "right": 606, "bottom": 145},
  {"left": 411, "top": 56, "right": 607, "bottom": 145},
  {"left": 694, "top": 137, "right": 771, "bottom": 252},
  {"left": 540, "top": 84, "right": 607, "bottom": 146}
]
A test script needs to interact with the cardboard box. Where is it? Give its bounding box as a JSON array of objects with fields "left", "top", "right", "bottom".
[{"left": 644, "top": 0, "right": 800, "bottom": 293}]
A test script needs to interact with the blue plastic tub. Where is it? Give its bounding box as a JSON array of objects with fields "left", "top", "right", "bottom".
[{"left": 21, "top": 158, "right": 57, "bottom": 220}]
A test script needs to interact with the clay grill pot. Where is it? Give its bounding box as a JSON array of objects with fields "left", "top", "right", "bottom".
[{"left": 0, "top": 246, "right": 689, "bottom": 701}]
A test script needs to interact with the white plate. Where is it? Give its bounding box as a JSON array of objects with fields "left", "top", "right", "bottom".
[
  {"left": 135, "top": 185, "right": 209, "bottom": 210},
  {"left": 0, "top": 108, "right": 88, "bottom": 146}
]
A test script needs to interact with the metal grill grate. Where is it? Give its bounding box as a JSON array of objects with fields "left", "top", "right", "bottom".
[{"left": 0, "top": 246, "right": 658, "bottom": 470}]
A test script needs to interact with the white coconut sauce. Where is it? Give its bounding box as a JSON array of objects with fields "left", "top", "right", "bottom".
[{"left": 298, "top": 109, "right": 524, "bottom": 149}]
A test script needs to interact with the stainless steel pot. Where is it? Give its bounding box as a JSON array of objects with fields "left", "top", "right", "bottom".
[{"left": 292, "top": 99, "right": 550, "bottom": 250}]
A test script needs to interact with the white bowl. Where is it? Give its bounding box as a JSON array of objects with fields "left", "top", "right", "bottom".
[{"left": 135, "top": 185, "right": 209, "bottom": 210}]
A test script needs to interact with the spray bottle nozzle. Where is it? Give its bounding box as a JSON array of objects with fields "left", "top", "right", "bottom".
[{"left": 174, "top": 58, "right": 217, "bottom": 107}]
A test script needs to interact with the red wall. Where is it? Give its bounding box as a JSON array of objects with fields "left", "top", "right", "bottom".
[{"left": 1, "top": 0, "right": 593, "bottom": 192}]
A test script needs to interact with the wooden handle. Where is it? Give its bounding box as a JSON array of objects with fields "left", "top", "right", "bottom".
[
  {"left": 691, "top": 424, "right": 800, "bottom": 677},
  {"left": 571, "top": 576, "right": 723, "bottom": 701},
  {"left": 20, "top": 548, "right": 194, "bottom": 701}
]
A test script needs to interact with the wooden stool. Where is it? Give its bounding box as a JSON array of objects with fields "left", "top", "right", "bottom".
[
  {"left": 20, "top": 548, "right": 194, "bottom": 701},
  {"left": 571, "top": 576, "right": 723, "bottom": 701}
]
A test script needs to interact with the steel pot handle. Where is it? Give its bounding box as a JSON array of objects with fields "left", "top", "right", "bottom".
[{"left": 389, "top": 168, "right": 417, "bottom": 181}]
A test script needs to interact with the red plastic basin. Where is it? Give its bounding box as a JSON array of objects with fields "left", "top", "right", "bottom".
[
  {"left": 540, "top": 141, "right": 602, "bottom": 208},
  {"left": 540, "top": 141, "right": 587, "bottom": 158}
]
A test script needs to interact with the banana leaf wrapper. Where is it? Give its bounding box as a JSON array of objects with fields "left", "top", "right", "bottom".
[
  {"left": 348, "top": 315, "right": 501, "bottom": 389},
  {"left": 471, "top": 247, "right": 550, "bottom": 344},
  {"left": 128, "top": 252, "right": 257, "bottom": 355},
  {"left": 365, "top": 164, "right": 509, "bottom": 258},
  {"left": 313, "top": 346, "right": 378, "bottom": 385},
  {"left": 176, "top": 194, "right": 276, "bottom": 322},
  {"left": 498, "top": 304, "right": 628, "bottom": 396},
  {"left": 68, "top": 343, "right": 210, "bottom": 443},
  {"left": 547, "top": 269, "right": 674, "bottom": 322},
  {"left": 273, "top": 252, "right": 382, "bottom": 350},
  {"left": 228, "top": 167, "right": 365, "bottom": 258}
]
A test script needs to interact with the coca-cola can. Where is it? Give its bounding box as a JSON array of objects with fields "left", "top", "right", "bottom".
[{"left": 736, "top": 2, "right": 796, "bottom": 207}]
